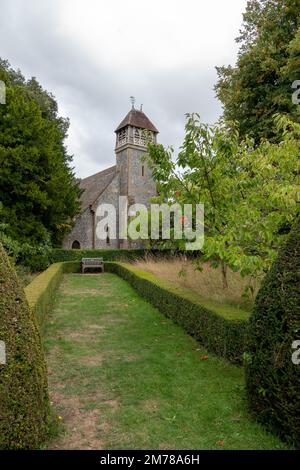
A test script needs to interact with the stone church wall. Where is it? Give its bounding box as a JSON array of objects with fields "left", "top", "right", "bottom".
[
  {"left": 128, "top": 148, "right": 157, "bottom": 206},
  {"left": 93, "top": 173, "right": 120, "bottom": 249},
  {"left": 116, "top": 148, "right": 128, "bottom": 196},
  {"left": 63, "top": 207, "right": 94, "bottom": 249}
]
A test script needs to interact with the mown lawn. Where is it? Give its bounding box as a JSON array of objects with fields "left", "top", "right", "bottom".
[{"left": 44, "top": 273, "right": 287, "bottom": 450}]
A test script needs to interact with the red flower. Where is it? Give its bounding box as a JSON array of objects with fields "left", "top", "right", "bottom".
[{"left": 180, "top": 215, "right": 188, "bottom": 224}]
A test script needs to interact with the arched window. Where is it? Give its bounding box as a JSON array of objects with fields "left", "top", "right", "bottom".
[
  {"left": 71, "top": 240, "right": 81, "bottom": 249},
  {"left": 134, "top": 127, "right": 140, "bottom": 144},
  {"left": 141, "top": 165, "right": 145, "bottom": 177},
  {"left": 106, "top": 226, "right": 110, "bottom": 245}
]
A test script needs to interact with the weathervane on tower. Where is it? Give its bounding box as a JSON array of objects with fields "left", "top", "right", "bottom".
[{"left": 130, "top": 96, "right": 135, "bottom": 109}]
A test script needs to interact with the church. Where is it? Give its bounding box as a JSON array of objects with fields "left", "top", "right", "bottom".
[{"left": 63, "top": 102, "right": 159, "bottom": 250}]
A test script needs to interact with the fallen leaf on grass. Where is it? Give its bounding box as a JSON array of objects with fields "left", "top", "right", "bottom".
[{"left": 164, "top": 415, "right": 176, "bottom": 422}]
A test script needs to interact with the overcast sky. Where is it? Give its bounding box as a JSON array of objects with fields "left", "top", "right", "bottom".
[{"left": 0, "top": 0, "right": 247, "bottom": 178}]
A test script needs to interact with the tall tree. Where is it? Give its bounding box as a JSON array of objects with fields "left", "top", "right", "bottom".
[
  {"left": 282, "top": 25, "right": 300, "bottom": 81},
  {"left": 146, "top": 114, "right": 300, "bottom": 285},
  {"left": 215, "top": 0, "right": 300, "bottom": 143},
  {"left": 0, "top": 60, "right": 81, "bottom": 246}
]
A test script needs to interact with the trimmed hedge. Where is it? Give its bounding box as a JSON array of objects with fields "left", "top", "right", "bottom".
[
  {"left": 0, "top": 243, "right": 49, "bottom": 449},
  {"left": 245, "top": 218, "right": 300, "bottom": 447},
  {"left": 49, "top": 248, "right": 146, "bottom": 263},
  {"left": 105, "top": 262, "right": 250, "bottom": 364},
  {"left": 49, "top": 248, "right": 203, "bottom": 264},
  {"left": 25, "top": 261, "right": 80, "bottom": 330}
]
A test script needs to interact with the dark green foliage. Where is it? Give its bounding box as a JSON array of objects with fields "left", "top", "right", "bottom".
[
  {"left": 106, "top": 262, "right": 249, "bottom": 364},
  {"left": 0, "top": 228, "right": 51, "bottom": 271},
  {"left": 245, "top": 217, "right": 300, "bottom": 447},
  {"left": 49, "top": 248, "right": 146, "bottom": 263},
  {"left": 0, "top": 59, "right": 81, "bottom": 247},
  {"left": 0, "top": 243, "right": 49, "bottom": 449},
  {"left": 215, "top": 0, "right": 300, "bottom": 143},
  {"left": 0, "top": 220, "right": 56, "bottom": 271},
  {"left": 22, "top": 252, "right": 50, "bottom": 272},
  {"left": 49, "top": 248, "right": 201, "bottom": 264},
  {"left": 282, "top": 25, "right": 300, "bottom": 82}
]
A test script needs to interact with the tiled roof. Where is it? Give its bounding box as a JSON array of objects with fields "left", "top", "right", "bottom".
[
  {"left": 79, "top": 165, "right": 116, "bottom": 210},
  {"left": 115, "top": 108, "right": 158, "bottom": 133}
]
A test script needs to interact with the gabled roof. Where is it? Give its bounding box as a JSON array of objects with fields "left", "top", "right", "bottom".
[
  {"left": 79, "top": 165, "right": 116, "bottom": 211},
  {"left": 115, "top": 108, "right": 159, "bottom": 133}
]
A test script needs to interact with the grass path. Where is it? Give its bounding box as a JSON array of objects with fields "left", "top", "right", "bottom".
[{"left": 44, "top": 273, "right": 286, "bottom": 450}]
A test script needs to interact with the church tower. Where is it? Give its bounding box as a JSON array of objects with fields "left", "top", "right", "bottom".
[
  {"left": 115, "top": 100, "right": 158, "bottom": 210},
  {"left": 63, "top": 100, "right": 159, "bottom": 250}
]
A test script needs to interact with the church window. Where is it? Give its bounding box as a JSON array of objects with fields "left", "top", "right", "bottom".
[
  {"left": 141, "top": 165, "right": 144, "bottom": 177},
  {"left": 106, "top": 226, "right": 110, "bottom": 245},
  {"left": 140, "top": 132, "right": 146, "bottom": 145},
  {"left": 134, "top": 128, "right": 140, "bottom": 144},
  {"left": 118, "top": 129, "right": 127, "bottom": 145}
]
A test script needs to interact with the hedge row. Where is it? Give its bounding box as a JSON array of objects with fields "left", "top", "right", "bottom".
[
  {"left": 49, "top": 248, "right": 202, "bottom": 264},
  {"left": 246, "top": 217, "right": 300, "bottom": 447},
  {"left": 25, "top": 260, "right": 249, "bottom": 364},
  {"left": 24, "top": 261, "right": 80, "bottom": 330},
  {"left": 0, "top": 244, "right": 49, "bottom": 449},
  {"left": 49, "top": 248, "right": 146, "bottom": 263},
  {"left": 105, "top": 262, "right": 250, "bottom": 364}
]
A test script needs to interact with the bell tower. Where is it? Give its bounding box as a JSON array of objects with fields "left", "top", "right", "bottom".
[{"left": 115, "top": 98, "right": 158, "bottom": 208}]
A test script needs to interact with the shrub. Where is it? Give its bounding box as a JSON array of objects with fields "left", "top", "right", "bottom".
[
  {"left": 0, "top": 228, "right": 51, "bottom": 271},
  {"left": 245, "top": 217, "right": 300, "bottom": 447},
  {"left": 106, "top": 262, "right": 249, "bottom": 363},
  {"left": 25, "top": 261, "right": 80, "bottom": 330},
  {"left": 0, "top": 243, "right": 49, "bottom": 449},
  {"left": 22, "top": 253, "right": 49, "bottom": 272},
  {"left": 18, "top": 238, "right": 52, "bottom": 271},
  {"left": 0, "top": 230, "right": 21, "bottom": 262}
]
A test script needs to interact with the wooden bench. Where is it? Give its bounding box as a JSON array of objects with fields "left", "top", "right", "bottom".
[{"left": 81, "top": 257, "right": 104, "bottom": 274}]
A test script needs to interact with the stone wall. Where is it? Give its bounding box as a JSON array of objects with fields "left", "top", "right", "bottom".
[
  {"left": 128, "top": 147, "right": 157, "bottom": 206},
  {"left": 116, "top": 148, "right": 128, "bottom": 196},
  {"left": 116, "top": 145, "right": 157, "bottom": 205},
  {"left": 63, "top": 208, "right": 94, "bottom": 249},
  {"left": 63, "top": 137, "right": 157, "bottom": 250},
  {"left": 115, "top": 144, "right": 157, "bottom": 249},
  {"left": 92, "top": 173, "right": 120, "bottom": 249}
]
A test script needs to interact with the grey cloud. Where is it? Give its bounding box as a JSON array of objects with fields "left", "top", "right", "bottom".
[{"left": 0, "top": 0, "right": 237, "bottom": 179}]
